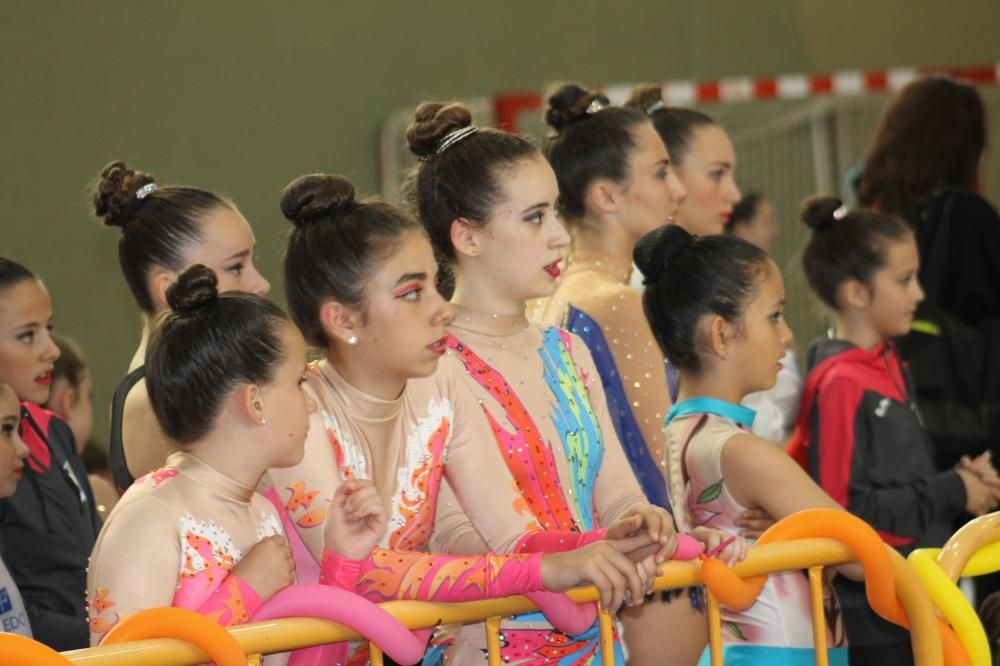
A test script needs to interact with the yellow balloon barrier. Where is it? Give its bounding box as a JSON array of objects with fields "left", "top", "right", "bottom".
[
  {"left": 907, "top": 512, "right": 1000, "bottom": 666},
  {"left": 937, "top": 513, "right": 1000, "bottom": 581},
  {"left": 908, "top": 550, "right": 990, "bottom": 666}
]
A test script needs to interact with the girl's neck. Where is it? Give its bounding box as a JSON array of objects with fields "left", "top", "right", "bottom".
[
  {"left": 129, "top": 319, "right": 153, "bottom": 371},
  {"left": 571, "top": 221, "right": 635, "bottom": 269},
  {"left": 450, "top": 275, "right": 529, "bottom": 335},
  {"left": 326, "top": 349, "right": 406, "bottom": 402},
  {"left": 449, "top": 302, "right": 529, "bottom": 337},
  {"left": 675, "top": 369, "right": 746, "bottom": 407},
  {"left": 186, "top": 435, "right": 266, "bottom": 492},
  {"left": 833, "top": 312, "right": 886, "bottom": 350}
]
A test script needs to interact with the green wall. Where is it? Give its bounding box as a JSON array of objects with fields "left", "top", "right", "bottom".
[{"left": 2, "top": 1, "right": 998, "bottom": 447}]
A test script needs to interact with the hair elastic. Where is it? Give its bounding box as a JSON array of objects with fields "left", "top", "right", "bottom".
[
  {"left": 646, "top": 99, "right": 666, "bottom": 115},
  {"left": 435, "top": 126, "right": 479, "bottom": 155}
]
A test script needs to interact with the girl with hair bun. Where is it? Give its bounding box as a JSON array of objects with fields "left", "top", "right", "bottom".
[
  {"left": 87, "top": 265, "right": 311, "bottom": 655},
  {"left": 269, "top": 173, "right": 661, "bottom": 665},
  {"left": 538, "top": 82, "right": 750, "bottom": 664},
  {"left": 625, "top": 85, "right": 741, "bottom": 238},
  {"left": 408, "top": 100, "right": 742, "bottom": 664},
  {"left": 92, "top": 161, "right": 270, "bottom": 493},
  {"left": 637, "top": 223, "right": 857, "bottom": 664},
  {"left": 538, "top": 83, "right": 682, "bottom": 512},
  {"left": 0, "top": 257, "right": 100, "bottom": 651},
  {"left": 791, "top": 196, "right": 1000, "bottom": 665}
]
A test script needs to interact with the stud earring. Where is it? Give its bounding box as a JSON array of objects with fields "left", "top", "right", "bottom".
[
  {"left": 347, "top": 335, "right": 359, "bottom": 346},
  {"left": 259, "top": 417, "right": 267, "bottom": 426}
]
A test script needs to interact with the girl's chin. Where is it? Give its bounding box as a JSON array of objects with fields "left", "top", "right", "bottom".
[
  {"left": 528, "top": 280, "right": 558, "bottom": 300},
  {"left": 22, "top": 387, "right": 50, "bottom": 405}
]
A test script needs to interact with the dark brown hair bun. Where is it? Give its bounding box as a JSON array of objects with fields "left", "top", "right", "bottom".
[
  {"left": 94, "top": 160, "right": 157, "bottom": 229},
  {"left": 624, "top": 84, "right": 664, "bottom": 115},
  {"left": 406, "top": 102, "right": 474, "bottom": 158},
  {"left": 280, "top": 174, "right": 357, "bottom": 228},
  {"left": 800, "top": 195, "right": 843, "bottom": 232},
  {"left": 165, "top": 264, "right": 218, "bottom": 314},
  {"left": 545, "top": 84, "right": 609, "bottom": 133}
]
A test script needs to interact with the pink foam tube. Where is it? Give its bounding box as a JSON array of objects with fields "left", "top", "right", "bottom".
[
  {"left": 526, "top": 590, "right": 598, "bottom": 634},
  {"left": 252, "top": 585, "right": 429, "bottom": 665},
  {"left": 673, "top": 533, "right": 704, "bottom": 561}
]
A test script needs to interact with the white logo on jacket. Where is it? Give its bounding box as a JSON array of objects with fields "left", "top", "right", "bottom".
[{"left": 875, "top": 398, "right": 891, "bottom": 418}]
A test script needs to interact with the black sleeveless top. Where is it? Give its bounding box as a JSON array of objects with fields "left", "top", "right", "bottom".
[{"left": 109, "top": 366, "right": 145, "bottom": 494}]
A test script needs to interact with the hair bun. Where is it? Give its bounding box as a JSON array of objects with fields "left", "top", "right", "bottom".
[
  {"left": 166, "top": 264, "right": 218, "bottom": 314},
  {"left": 634, "top": 225, "right": 695, "bottom": 285},
  {"left": 800, "top": 195, "right": 844, "bottom": 232},
  {"left": 280, "top": 174, "right": 357, "bottom": 228},
  {"left": 94, "top": 160, "right": 157, "bottom": 229},
  {"left": 624, "top": 84, "right": 664, "bottom": 115},
  {"left": 406, "top": 102, "right": 474, "bottom": 158},
  {"left": 545, "top": 84, "right": 609, "bottom": 133}
]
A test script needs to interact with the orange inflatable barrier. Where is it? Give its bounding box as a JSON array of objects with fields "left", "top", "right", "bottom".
[
  {"left": 101, "top": 607, "right": 246, "bottom": 666},
  {"left": 698, "top": 509, "right": 968, "bottom": 666},
  {"left": 0, "top": 633, "right": 72, "bottom": 665}
]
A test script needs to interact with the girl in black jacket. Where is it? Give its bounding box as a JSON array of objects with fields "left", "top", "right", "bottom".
[
  {"left": 0, "top": 257, "right": 100, "bottom": 650},
  {"left": 793, "top": 196, "right": 1000, "bottom": 666}
]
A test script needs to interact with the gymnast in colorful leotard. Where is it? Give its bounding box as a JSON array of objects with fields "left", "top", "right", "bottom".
[
  {"left": 405, "top": 101, "right": 744, "bottom": 665},
  {"left": 86, "top": 266, "right": 308, "bottom": 664},
  {"left": 636, "top": 224, "right": 858, "bottom": 666},
  {"left": 266, "top": 174, "right": 662, "bottom": 665},
  {"left": 531, "top": 82, "right": 729, "bottom": 664}
]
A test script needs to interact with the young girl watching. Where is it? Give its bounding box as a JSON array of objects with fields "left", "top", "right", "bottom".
[
  {"left": 267, "top": 174, "right": 660, "bottom": 664},
  {"left": 536, "top": 84, "right": 769, "bottom": 664},
  {"left": 46, "top": 335, "right": 118, "bottom": 518},
  {"left": 87, "top": 266, "right": 306, "bottom": 652},
  {"left": 407, "top": 101, "right": 741, "bottom": 664},
  {"left": 93, "top": 161, "right": 270, "bottom": 491},
  {"left": 0, "top": 380, "right": 32, "bottom": 639},
  {"left": 0, "top": 257, "right": 100, "bottom": 651},
  {"left": 625, "top": 86, "right": 741, "bottom": 238},
  {"left": 638, "top": 224, "right": 856, "bottom": 665},
  {"left": 793, "top": 196, "right": 1000, "bottom": 665}
]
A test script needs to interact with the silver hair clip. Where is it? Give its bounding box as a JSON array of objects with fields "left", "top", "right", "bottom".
[
  {"left": 646, "top": 99, "right": 666, "bottom": 115},
  {"left": 832, "top": 204, "right": 849, "bottom": 220},
  {"left": 436, "top": 126, "right": 479, "bottom": 155},
  {"left": 136, "top": 183, "right": 158, "bottom": 200},
  {"left": 586, "top": 99, "right": 605, "bottom": 115}
]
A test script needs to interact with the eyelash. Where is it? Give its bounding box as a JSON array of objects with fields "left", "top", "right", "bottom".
[
  {"left": 524, "top": 211, "right": 545, "bottom": 225},
  {"left": 769, "top": 310, "right": 784, "bottom": 323},
  {"left": 16, "top": 323, "right": 52, "bottom": 344},
  {"left": 397, "top": 287, "right": 422, "bottom": 301},
  {"left": 711, "top": 170, "right": 725, "bottom": 182},
  {"left": 227, "top": 264, "right": 244, "bottom": 276},
  {"left": 657, "top": 169, "right": 668, "bottom": 180},
  {"left": 1, "top": 424, "right": 14, "bottom": 438}
]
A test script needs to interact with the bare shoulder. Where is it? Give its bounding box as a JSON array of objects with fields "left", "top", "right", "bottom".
[{"left": 121, "top": 378, "right": 173, "bottom": 479}]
